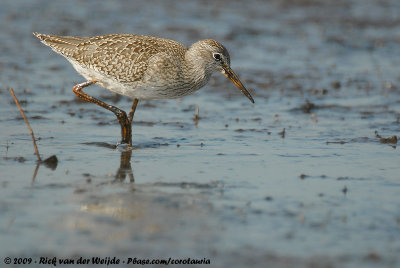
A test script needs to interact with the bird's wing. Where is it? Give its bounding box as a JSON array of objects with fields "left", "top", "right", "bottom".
[{"left": 34, "top": 33, "right": 187, "bottom": 83}]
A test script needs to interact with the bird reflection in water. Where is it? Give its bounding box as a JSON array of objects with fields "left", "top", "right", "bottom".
[
  {"left": 29, "top": 142, "right": 134, "bottom": 183},
  {"left": 83, "top": 142, "right": 135, "bottom": 183},
  {"left": 114, "top": 150, "right": 134, "bottom": 182}
]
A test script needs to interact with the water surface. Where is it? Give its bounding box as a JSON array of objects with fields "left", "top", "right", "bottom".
[{"left": 1, "top": 0, "right": 399, "bottom": 267}]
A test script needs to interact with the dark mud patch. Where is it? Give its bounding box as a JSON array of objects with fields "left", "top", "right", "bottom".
[
  {"left": 234, "top": 128, "right": 268, "bottom": 133},
  {"left": 327, "top": 133, "right": 398, "bottom": 147},
  {"left": 161, "top": 121, "right": 192, "bottom": 130},
  {"left": 82, "top": 142, "right": 117, "bottom": 149},
  {"left": 132, "top": 120, "right": 156, "bottom": 127},
  {"left": 375, "top": 131, "right": 398, "bottom": 144},
  {"left": 152, "top": 181, "right": 222, "bottom": 190},
  {"left": 42, "top": 155, "right": 58, "bottom": 170},
  {"left": 1, "top": 0, "right": 400, "bottom": 267},
  {"left": 3, "top": 156, "right": 26, "bottom": 163},
  {"left": 325, "top": 137, "right": 372, "bottom": 145}
]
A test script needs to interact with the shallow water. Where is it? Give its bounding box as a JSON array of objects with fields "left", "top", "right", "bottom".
[{"left": 1, "top": 0, "right": 400, "bottom": 267}]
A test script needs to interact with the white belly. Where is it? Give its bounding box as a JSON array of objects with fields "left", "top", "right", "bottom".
[{"left": 68, "top": 59, "right": 209, "bottom": 100}]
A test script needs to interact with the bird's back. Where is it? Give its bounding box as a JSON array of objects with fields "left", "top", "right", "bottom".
[{"left": 33, "top": 33, "right": 187, "bottom": 83}]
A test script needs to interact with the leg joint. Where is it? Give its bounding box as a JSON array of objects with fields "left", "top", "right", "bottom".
[
  {"left": 72, "top": 85, "right": 80, "bottom": 94},
  {"left": 116, "top": 109, "right": 128, "bottom": 119}
]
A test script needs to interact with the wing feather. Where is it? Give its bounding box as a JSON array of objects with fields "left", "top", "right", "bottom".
[{"left": 34, "top": 33, "right": 187, "bottom": 83}]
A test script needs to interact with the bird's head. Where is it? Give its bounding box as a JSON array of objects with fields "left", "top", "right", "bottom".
[{"left": 188, "top": 39, "right": 254, "bottom": 103}]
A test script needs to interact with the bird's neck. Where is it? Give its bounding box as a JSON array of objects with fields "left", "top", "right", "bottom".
[{"left": 183, "top": 49, "right": 212, "bottom": 90}]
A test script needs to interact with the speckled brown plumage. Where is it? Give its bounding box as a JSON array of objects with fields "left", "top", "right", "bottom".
[
  {"left": 33, "top": 32, "right": 254, "bottom": 145},
  {"left": 34, "top": 33, "right": 186, "bottom": 96},
  {"left": 34, "top": 32, "right": 253, "bottom": 101}
]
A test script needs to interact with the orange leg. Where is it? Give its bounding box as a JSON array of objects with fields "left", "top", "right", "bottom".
[
  {"left": 128, "top": 98, "right": 139, "bottom": 124},
  {"left": 73, "top": 81, "right": 132, "bottom": 145}
]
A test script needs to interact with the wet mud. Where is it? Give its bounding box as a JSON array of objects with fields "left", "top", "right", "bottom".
[{"left": 1, "top": 0, "right": 400, "bottom": 267}]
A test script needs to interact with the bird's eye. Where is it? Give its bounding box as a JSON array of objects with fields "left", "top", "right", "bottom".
[{"left": 213, "top": 53, "right": 222, "bottom": 61}]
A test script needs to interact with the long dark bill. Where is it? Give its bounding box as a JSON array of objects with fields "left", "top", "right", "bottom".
[{"left": 223, "top": 66, "right": 255, "bottom": 103}]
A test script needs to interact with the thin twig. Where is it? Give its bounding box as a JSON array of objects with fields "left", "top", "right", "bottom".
[
  {"left": 9, "top": 88, "right": 42, "bottom": 162},
  {"left": 31, "top": 162, "right": 40, "bottom": 184}
]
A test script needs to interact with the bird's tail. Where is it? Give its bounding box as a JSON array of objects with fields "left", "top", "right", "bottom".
[{"left": 33, "top": 32, "right": 88, "bottom": 57}]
